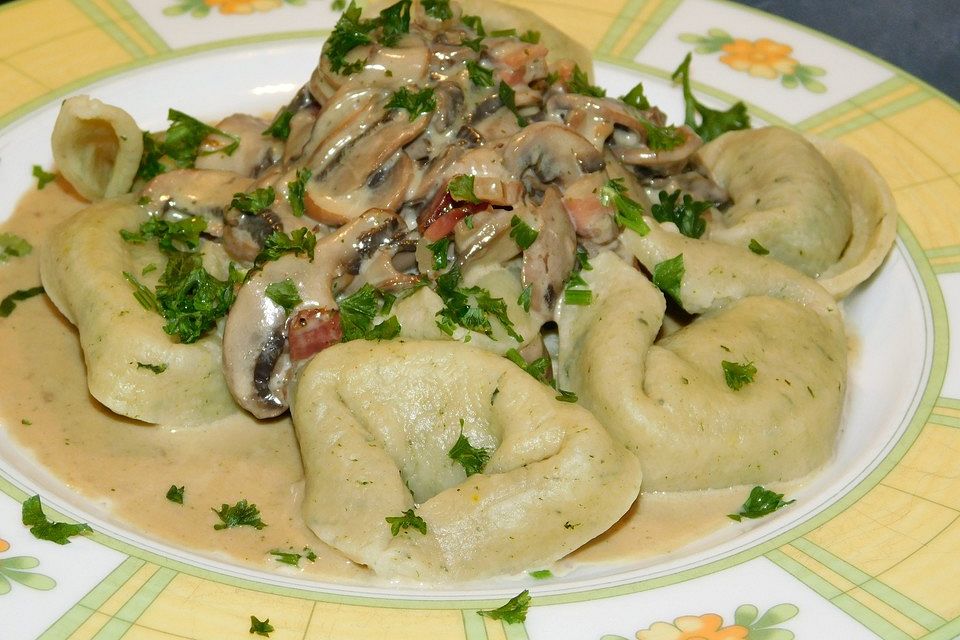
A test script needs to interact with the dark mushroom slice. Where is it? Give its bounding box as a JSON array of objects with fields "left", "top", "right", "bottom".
[
  {"left": 140, "top": 169, "right": 255, "bottom": 238},
  {"left": 304, "top": 111, "right": 429, "bottom": 225},
  {"left": 222, "top": 209, "right": 403, "bottom": 418},
  {"left": 521, "top": 187, "right": 577, "bottom": 318},
  {"left": 194, "top": 114, "right": 284, "bottom": 177},
  {"left": 501, "top": 122, "right": 605, "bottom": 198}
]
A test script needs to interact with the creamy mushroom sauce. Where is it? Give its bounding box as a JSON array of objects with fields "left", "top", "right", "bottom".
[
  {"left": 1, "top": 0, "right": 838, "bottom": 584},
  {"left": 0, "top": 182, "right": 767, "bottom": 584}
]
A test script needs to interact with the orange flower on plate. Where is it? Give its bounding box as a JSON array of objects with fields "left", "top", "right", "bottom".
[
  {"left": 720, "top": 38, "right": 797, "bottom": 79},
  {"left": 205, "top": 0, "right": 283, "bottom": 14},
  {"left": 636, "top": 613, "right": 750, "bottom": 640},
  {"left": 0, "top": 539, "right": 8, "bottom": 553}
]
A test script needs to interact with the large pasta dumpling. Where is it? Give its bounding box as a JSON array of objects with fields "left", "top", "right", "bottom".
[
  {"left": 697, "top": 126, "right": 897, "bottom": 298},
  {"left": 290, "top": 340, "right": 642, "bottom": 581},
  {"left": 559, "top": 223, "right": 847, "bottom": 491},
  {"left": 40, "top": 199, "right": 239, "bottom": 424}
]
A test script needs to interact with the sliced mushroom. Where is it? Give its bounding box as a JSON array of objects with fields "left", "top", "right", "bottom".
[
  {"left": 223, "top": 209, "right": 402, "bottom": 418},
  {"left": 453, "top": 207, "right": 519, "bottom": 268},
  {"left": 195, "top": 114, "right": 283, "bottom": 177},
  {"left": 299, "top": 86, "right": 387, "bottom": 173},
  {"left": 644, "top": 170, "right": 730, "bottom": 206},
  {"left": 501, "top": 122, "right": 604, "bottom": 197},
  {"left": 304, "top": 111, "right": 429, "bottom": 224},
  {"left": 522, "top": 187, "right": 577, "bottom": 317},
  {"left": 140, "top": 169, "right": 255, "bottom": 237},
  {"left": 609, "top": 124, "right": 702, "bottom": 175}
]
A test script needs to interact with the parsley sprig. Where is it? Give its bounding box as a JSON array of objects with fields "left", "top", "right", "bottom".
[
  {"left": 672, "top": 53, "right": 750, "bottom": 142},
  {"left": 434, "top": 266, "right": 522, "bottom": 342},
  {"left": 212, "top": 499, "right": 267, "bottom": 530},
  {"left": 0, "top": 233, "right": 32, "bottom": 263},
  {"left": 0, "top": 286, "right": 45, "bottom": 318},
  {"left": 599, "top": 179, "right": 649, "bottom": 236},
  {"left": 385, "top": 509, "right": 427, "bottom": 536},
  {"left": 650, "top": 190, "right": 711, "bottom": 239},
  {"left": 567, "top": 65, "right": 605, "bottom": 98},
  {"left": 386, "top": 86, "right": 436, "bottom": 121},
  {"left": 338, "top": 283, "right": 401, "bottom": 342},
  {"left": 722, "top": 359, "right": 757, "bottom": 390},
  {"left": 22, "top": 495, "right": 92, "bottom": 545},
  {"left": 137, "top": 109, "right": 240, "bottom": 182},
  {"left": 448, "top": 424, "right": 490, "bottom": 476},
  {"left": 728, "top": 485, "right": 794, "bottom": 521},
  {"left": 253, "top": 228, "right": 317, "bottom": 270},
  {"left": 652, "top": 254, "right": 684, "bottom": 305},
  {"left": 478, "top": 590, "right": 531, "bottom": 624},
  {"left": 155, "top": 253, "right": 243, "bottom": 344},
  {"left": 120, "top": 216, "right": 207, "bottom": 253}
]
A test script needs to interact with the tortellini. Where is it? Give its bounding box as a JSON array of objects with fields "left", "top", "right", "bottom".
[
  {"left": 51, "top": 96, "right": 143, "bottom": 202},
  {"left": 697, "top": 126, "right": 896, "bottom": 298},
  {"left": 559, "top": 224, "right": 847, "bottom": 491},
  {"left": 290, "top": 340, "right": 642, "bottom": 581},
  {"left": 40, "top": 198, "right": 239, "bottom": 424}
]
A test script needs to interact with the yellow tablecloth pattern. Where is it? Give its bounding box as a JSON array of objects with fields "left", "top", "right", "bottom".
[{"left": 2, "top": 0, "right": 960, "bottom": 638}]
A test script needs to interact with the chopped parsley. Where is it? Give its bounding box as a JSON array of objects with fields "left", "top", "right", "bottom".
[
  {"left": 338, "top": 283, "right": 402, "bottom": 341},
  {"left": 641, "top": 119, "right": 685, "bottom": 151},
  {"left": 137, "top": 362, "right": 168, "bottom": 374},
  {"left": 286, "top": 168, "right": 312, "bottom": 218},
  {"left": 489, "top": 28, "right": 517, "bottom": 38},
  {"left": 519, "top": 30, "right": 541, "bottom": 44},
  {"left": 253, "top": 228, "right": 317, "bottom": 270},
  {"left": 212, "top": 499, "right": 267, "bottom": 530},
  {"left": 652, "top": 254, "right": 684, "bottom": 305},
  {"left": 0, "top": 286, "right": 45, "bottom": 318},
  {"left": 0, "top": 233, "right": 32, "bottom": 263},
  {"left": 262, "top": 108, "right": 293, "bottom": 140},
  {"left": 376, "top": 0, "right": 413, "bottom": 47},
  {"left": 231, "top": 186, "right": 276, "bottom": 215},
  {"left": 621, "top": 82, "right": 651, "bottom": 110},
  {"left": 269, "top": 548, "right": 317, "bottom": 566},
  {"left": 265, "top": 279, "right": 302, "bottom": 313},
  {"left": 461, "top": 14, "right": 485, "bottom": 36},
  {"left": 32, "top": 165, "right": 56, "bottom": 190},
  {"left": 448, "top": 424, "right": 490, "bottom": 476},
  {"left": 120, "top": 216, "right": 207, "bottom": 253},
  {"left": 650, "top": 190, "right": 710, "bottom": 239},
  {"left": 722, "top": 360, "right": 757, "bottom": 390},
  {"left": 324, "top": 1, "right": 377, "bottom": 74},
  {"left": 427, "top": 236, "right": 451, "bottom": 270},
  {"left": 567, "top": 65, "right": 605, "bottom": 98},
  {"left": 466, "top": 59, "right": 494, "bottom": 88},
  {"left": 461, "top": 35, "right": 484, "bottom": 53},
  {"left": 728, "top": 485, "right": 794, "bottom": 521},
  {"left": 509, "top": 215, "right": 539, "bottom": 250},
  {"left": 385, "top": 508, "right": 427, "bottom": 536},
  {"left": 123, "top": 272, "right": 160, "bottom": 312},
  {"left": 529, "top": 569, "right": 553, "bottom": 579},
  {"left": 563, "top": 287, "right": 592, "bottom": 306},
  {"left": 478, "top": 590, "right": 531, "bottom": 624},
  {"left": 748, "top": 239, "right": 769, "bottom": 255},
  {"left": 434, "top": 265, "right": 522, "bottom": 342},
  {"left": 22, "top": 494, "right": 92, "bottom": 545},
  {"left": 155, "top": 252, "right": 242, "bottom": 343},
  {"left": 137, "top": 109, "right": 240, "bottom": 182},
  {"left": 599, "top": 178, "right": 649, "bottom": 236},
  {"left": 517, "top": 284, "right": 532, "bottom": 312},
  {"left": 331, "top": 0, "right": 346, "bottom": 11},
  {"left": 422, "top": 0, "right": 452, "bottom": 20},
  {"left": 505, "top": 348, "right": 578, "bottom": 402},
  {"left": 448, "top": 174, "right": 481, "bottom": 203},
  {"left": 386, "top": 86, "right": 436, "bottom": 121},
  {"left": 672, "top": 53, "right": 750, "bottom": 142},
  {"left": 166, "top": 485, "right": 185, "bottom": 504},
  {"left": 249, "top": 616, "right": 274, "bottom": 637},
  {"left": 497, "top": 81, "right": 527, "bottom": 127}
]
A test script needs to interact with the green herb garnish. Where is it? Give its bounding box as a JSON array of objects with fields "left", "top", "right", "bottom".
[
  {"left": 434, "top": 266, "right": 522, "bottom": 342},
  {"left": 509, "top": 215, "right": 538, "bottom": 250},
  {"left": 123, "top": 272, "right": 160, "bottom": 312},
  {"left": 120, "top": 216, "right": 207, "bottom": 253},
  {"left": 385, "top": 509, "right": 427, "bottom": 536},
  {"left": 672, "top": 53, "right": 750, "bottom": 142},
  {"left": 386, "top": 86, "right": 436, "bottom": 121},
  {"left": 427, "top": 237, "right": 451, "bottom": 270},
  {"left": 231, "top": 186, "right": 276, "bottom": 215},
  {"left": 728, "top": 485, "right": 794, "bottom": 521},
  {"left": 0, "top": 233, "right": 32, "bottom": 263},
  {"left": 568, "top": 64, "right": 605, "bottom": 98},
  {"left": 376, "top": 0, "right": 412, "bottom": 47},
  {"left": 422, "top": 0, "right": 451, "bottom": 20},
  {"left": 212, "top": 499, "right": 267, "bottom": 530},
  {"left": 461, "top": 14, "right": 485, "bottom": 36},
  {"left": 137, "top": 362, "right": 168, "bottom": 374},
  {"left": 497, "top": 81, "right": 527, "bottom": 127},
  {"left": 262, "top": 108, "right": 293, "bottom": 140},
  {"left": 651, "top": 190, "right": 710, "bottom": 239},
  {"left": 517, "top": 285, "right": 532, "bottom": 312},
  {"left": 265, "top": 279, "right": 302, "bottom": 313},
  {"left": 286, "top": 168, "right": 312, "bottom": 218},
  {"left": 146, "top": 109, "right": 240, "bottom": 177},
  {"left": 621, "top": 82, "right": 650, "bottom": 110},
  {"left": 748, "top": 239, "right": 769, "bottom": 255},
  {"left": 599, "top": 178, "right": 649, "bottom": 236},
  {"left": 478, "top": 590, "right": 531, "bottom": 624},
  {"left": 32, "top": 165, "right": 56, "bottom": 190},
  {"left": 325, "top": 1, "right": 377, "bottom": 74},
  {"left": 166, "top": 485, "right": 184, "bottom": 504},
  {"left": 519, "top": 30, "right": 541, "bottom": 43},
  {"left": 448, "top": 174, "right": 481, "bottom": 203},
  {"left": 529, "top": 569, "right": 552, "bottom": 579},
  {"left": 249, "top": 616, "right": 274, "bottom": 637},
  {"left": 652, "top": 254, "right": 684, "bottom": 305},
  {"left": 253, "top": 228, "right": 317, "bottom": 270},
  {"left": 466, "top": 59, "right": 494, "bottom": 88},
  {"left": 0, "top": 286, "right": 45, "bottom": 318},
  {"left": 338, "top": 283, "right": 401, "bottom": 342},
  {"left": 22, "top": 495, "right": 92, "bottom": 544},
  {"left": 155, "top": 252, "right": 241, "bottom": 343},
  {"left": 722, "top": 359, "right": 756, "bottom": 390},
  {"left": 448, "top": 423, "right": 490, "bottom": 476}
]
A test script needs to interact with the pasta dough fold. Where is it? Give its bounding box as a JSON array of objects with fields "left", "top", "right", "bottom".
[
  {"left": 291, "top": 340, "right": 642, "bottom": 580},
  {"left": 40, "top": 198, "right": 238, "bottom": 424},
  {"left": 559, "top": 225, "right": 846, "bottom": 491}
]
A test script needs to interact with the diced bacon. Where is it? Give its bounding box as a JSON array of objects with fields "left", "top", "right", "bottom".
[
  {"left": 562, "top": 194, "right": 614, "bottom": 236},
  {"left": 288, "top": 308, "right": 342, "bottom": 360}
]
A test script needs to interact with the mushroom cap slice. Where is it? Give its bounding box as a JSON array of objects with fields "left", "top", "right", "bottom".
[
  {"left": 290, "top": 340, "right": 642, "bottom": 581},
  {"left": 696, "top": 126, "right": 853, "bottom": 278},
  {"left": 559, "top": 227, "right": 847, "bottom": 491},
  {"left": 40, "top": 197, "right": 238, "bottom": 425}
]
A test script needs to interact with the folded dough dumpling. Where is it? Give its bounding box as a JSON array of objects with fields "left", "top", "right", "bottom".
[
  {"left": 291, "top": 340, "right": 642, "bottom": 581},
  {"left": 40, "top": 198, "right": 239, "bottom": 424},
  {"left": 559, "top": 225, "right": 847, "bottom": 491}
]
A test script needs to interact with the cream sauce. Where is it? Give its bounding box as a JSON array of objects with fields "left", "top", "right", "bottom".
[{"left": 0, "top": 184, "right": 783, "bottom": 585}]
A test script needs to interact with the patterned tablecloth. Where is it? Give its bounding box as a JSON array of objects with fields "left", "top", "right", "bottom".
[{"left": 1, "top": 1, "right": 959, "bottom": 639}]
